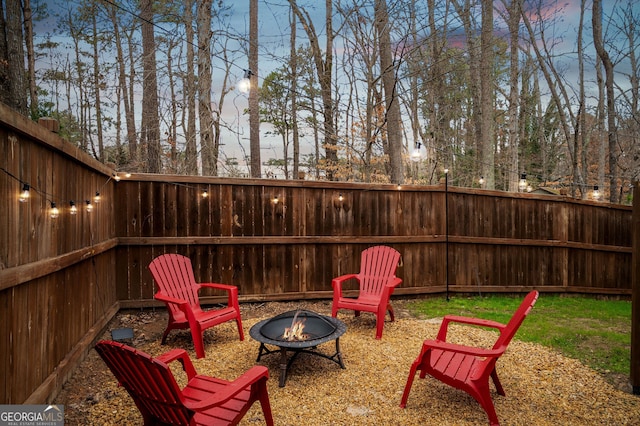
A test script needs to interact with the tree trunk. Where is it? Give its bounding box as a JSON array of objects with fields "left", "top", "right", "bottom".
[
  {"left": 592, "top": 0, "right": 618, "bottom": 203},
  {"left": 183, "top": 0, "right": 197, "bottom": 175},
  {"left": 197, "top": 0, "right": 215, "bottom": 175},
  {"left": 23, "top": 0, "right": 37, "bottom": 118},
  {"left": 249, "top": 0, "right": 261, "bottom": 177},
  {"left": 3, "top": 0, "right": 26, "bottom": 114},
  {"left": 107, "top": 3, "right": 135, "bottom": 168},
  {"left": 91, "top": 13, "right": 104, "bottom": 162},
  {"left": 140, "top": 0, "right": 161, "bottom": 172},
  {"left": 479, "top": 0, "right": 494, "bottom": 189},
  {"left": 290, "top": 7, "right": 300, "bottom": 178},
  {"left": 374, "top": 0, "right": 404, "bottom": 184},
  {"left": 290, "top": 0, "right": 338, "bottom": 180},
  {"left": 504, "top": 0, "right": 520, "bottom": 192}
]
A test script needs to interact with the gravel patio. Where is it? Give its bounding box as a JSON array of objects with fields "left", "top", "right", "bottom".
[{"left": 56, "top": 299, "right": 640, "bottom": 425}]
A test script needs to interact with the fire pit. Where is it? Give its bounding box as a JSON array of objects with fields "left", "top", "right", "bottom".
[{"left": 249, "top": 310, "right": 347, "bottom": 387}]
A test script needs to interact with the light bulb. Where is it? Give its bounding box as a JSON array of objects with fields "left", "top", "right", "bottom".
[
  {"left": 85, "top": 200, "right": 94, "bottom": 213},
  {"left": 69, "top": 201, "right": 78, "bottom": 215},
  {"left": 50, "top": 202, "right": 59, "bottom": 219},
  {"left": 518, "top": 173, "right": 527, "bottom": 191},
  {"left": 338, "top": 193, "right": 344, "bottom": 202},
  {"left": 237, "top": 69, "right": 253, "bottom": 94},
  {"left": 410, "top": 144, "right": 422, "bottom": 162},
  {"left": 93, "top": 192, "right": 101, "bottom": 203},
  {"left": 19, "top": 183, "right": 30, "bottom": 202},
  {"left": 272, "top": 195, "right": 279, "bottom": 204},
  {"left": 202, "top": 190, "right": 209, "bottom": 198},
  {"left": 113, "top": 173, "right": 121, "bottom": 182},
  {"left": 478, "top": 176, "right": 485, "bottom": 186},
  {"left": 593, "top": 185, "right": 600, "bottom": 200}
]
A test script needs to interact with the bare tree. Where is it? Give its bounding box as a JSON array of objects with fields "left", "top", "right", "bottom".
[
  {"left": 289, "top": 0, "right": 338, "bottom": 180},
  {"left": 290, "top": 5, "right": 300, "bottom": 178},
  {"left": 183, "top": 0, "right": 197, "bottom": 174},
  {"left": 140, "top": 0, "right": 161, "bottom": 172},
  {"left": 105, "top": 1, "right": 136, "bottom": 167},
  {"left": 374, "top": 0, "right": 404, "bottom": 184},
  {"left": 1, "top": 0, "right": 27, "bottom": 113},
  {"left": 23, "top": 0, "right": 37, "bottom": 117},
  {"left": 197, "top": 0, "right": 215, "bottom": 175},
  {"left": 592, "top": 0, "right": 619, "bottom": 202},
  {"left": 248, "top": 0, "right": 261, "bottom": 177},
  {"left": 478, "top": 0, "right": 494, "bottom": 189}
]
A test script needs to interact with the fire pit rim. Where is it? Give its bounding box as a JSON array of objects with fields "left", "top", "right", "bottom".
[{"left": 249, "top": 310, "right": 347, "bottom": 349}]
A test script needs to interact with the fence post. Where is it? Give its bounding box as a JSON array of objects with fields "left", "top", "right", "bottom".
[{"left": 632, "top": 182, "right": 640, "bottom": 395}]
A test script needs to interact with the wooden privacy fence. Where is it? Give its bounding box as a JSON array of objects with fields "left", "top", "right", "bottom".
[
  {"left": 0, "top": 103, "right": 634, "bottom": 405},
  {"left": 116, "top": 175, "right": 632, "bottom": 307}
]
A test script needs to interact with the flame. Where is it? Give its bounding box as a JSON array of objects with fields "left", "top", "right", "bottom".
[{"left": 283, "top": 312, "right": 309, "bottom": 341}]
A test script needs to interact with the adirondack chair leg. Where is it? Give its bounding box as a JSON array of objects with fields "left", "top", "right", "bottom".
[
  {"left": 236, "top": 317, "right": 245, "bottom": 341},
  {"left": 399, "top": 358, "right": 422, "bottom": 408},
  {"left": 257, "top": 381, "right": 274, "bottom": 426},
  {"left": 490, "top": 368, "right": 505, "bottom": 396},
  {"left": 161, "top": 326, "right": 172, "bottom": 345},
  {"left": 474, "top": 383, "right": 500, "bottom": 426},
  {"left": 192, "top": 330, "right": 206, "bottom": 359},
  {"left": 387, "top": 303, "right": 395, "bottom": 322}
]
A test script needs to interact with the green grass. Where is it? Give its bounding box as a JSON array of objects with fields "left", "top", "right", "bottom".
[{"left": 407, "top": 293, "right": 632, "bottom": 375}]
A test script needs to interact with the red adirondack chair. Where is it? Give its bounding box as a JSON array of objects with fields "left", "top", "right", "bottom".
[
  {"left": 149, "top": 254, "right": 244, "bottom": 359},
  {"left": 95, "top": 340, "right": 273, "bottom": 426},
  {"left": 331, "top": 245, "right": 402, "bottom": 339},
  {"left": 399, "top": 290, "right": 539, "bottom": 426}
]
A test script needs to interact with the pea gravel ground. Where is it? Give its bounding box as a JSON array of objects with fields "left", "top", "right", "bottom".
[{"left": 56, "top": 299, "right": 640, "bottom": 425}]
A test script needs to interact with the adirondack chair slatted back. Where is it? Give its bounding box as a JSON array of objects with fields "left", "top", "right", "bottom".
[
  {"left": 359, "top": 246, "right": 401, "bottom": 297},
  {"left": 150, "top": 254, "right": 201, "bottom": 315},
  {"left": 492, "top": 290, "right": 539, "bottom": 351},
  {"left": 95, "top": 341, "right": 193, "bottom": 425}
]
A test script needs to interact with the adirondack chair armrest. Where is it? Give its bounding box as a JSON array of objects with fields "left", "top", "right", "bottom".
[
  {"left": 155, "top": 349, "right": 197, "bottom": 380},
  {"left": 385, "top": 277, "right": 403, "bottom": 289},
  {"left": 423, "top": 339, "right": 503, "bottom": 358},
  {"left": 154, "top": 292, "right": 199, "bottom": 324},
  {"left": 186, "top": 366, "right": 270, "bottom": 410},
  {"left": 437, "top": 314, "right": 506, "bottom": 341},
  {"left": 199, "top": 283, "right": 238, "bottom": 293},
  {"left": 332, "top": 274, "right": 359, "bottom": 296},
  {"left": 198, "top": 283, "right": 239, "bottom": 307},
  {"left": 154, "top": 292, "right": 190, "bottom": 310}
]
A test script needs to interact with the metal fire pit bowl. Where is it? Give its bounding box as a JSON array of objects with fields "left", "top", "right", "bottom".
[{"left": 249, "top": 310, "right": 347, "bottom": 387}]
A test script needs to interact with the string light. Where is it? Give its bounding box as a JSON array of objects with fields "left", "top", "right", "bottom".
[
  {"left": 49, "top": 202, "right": 59, "bottom": 219},
  {"left": 593, "top": 185, "right": 601, "bottom": 200},
  {"left": 478, "top": 176, "right": 485, "bottom": 186},
  {"left": 237, "top": 69, "right": 253, "bottom": 94},
  {"left": 85, "top": 200, "right": 94, "bottom": 213},
  {"left": 93, "top": 191, "right": 101, "bottom": 203},
  {"left": 338, "top": 193, "right": 344, "bottom": 202},
  {"left": 518, "top": 173, "right": 528, "bottom": 192},
  {"left": 202, "top": 190, "right": 209, "bottom": 198},
  {"left": 410, "top": 143, "right": 423, "bottom": 162},
  {"left": 113, "top": 173, "right": 121, "bottom": 182},
  {"left": 272, "top": 195, "right": 279, "bottom": 204},
  {"left": 69, "top": 200, "right": 78, "bottom": 215},
  {"left": 19, "top": 183, "right": 30, "bottom": 202}
]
